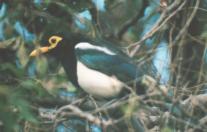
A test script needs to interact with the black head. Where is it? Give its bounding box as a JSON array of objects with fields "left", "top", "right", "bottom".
[
  {"left": 29, "top": 33, "right": 85, "bottom": 88},
  {"left": 29, "top": 33, "right": 85, "bottom": 58}
]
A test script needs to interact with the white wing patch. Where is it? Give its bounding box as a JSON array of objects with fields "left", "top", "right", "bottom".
[{"left": 75, "top": 42, "right": 116, "bottom": 55}]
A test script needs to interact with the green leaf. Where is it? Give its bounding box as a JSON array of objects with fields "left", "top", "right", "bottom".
[{"left": 161, "top": 127, "right": 173, "bottom": 132}]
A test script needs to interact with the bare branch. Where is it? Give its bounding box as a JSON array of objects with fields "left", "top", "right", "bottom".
[
  {"left": 55, "top": 104, "right": 113, "bottom": 126},
  {"left": 129, "top": 0, "right": 187, "bottom": 57}
]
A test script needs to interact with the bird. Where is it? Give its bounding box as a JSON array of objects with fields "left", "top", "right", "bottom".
[{"left": 29, "top": 32, "right": 156, "bottom": 99}]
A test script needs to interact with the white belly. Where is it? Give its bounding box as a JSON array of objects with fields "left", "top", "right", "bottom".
[{"left": 77, "top": 61, "right": 124, "bottom": 98}]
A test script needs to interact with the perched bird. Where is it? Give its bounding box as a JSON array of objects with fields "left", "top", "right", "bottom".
[{"left": 30, "top": 33, "right": 156, "bottom": 99}]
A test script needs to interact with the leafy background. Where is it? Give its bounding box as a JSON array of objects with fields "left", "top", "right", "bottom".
[{"left": 0, "top": 0, "right": 207, "bottom": 132}]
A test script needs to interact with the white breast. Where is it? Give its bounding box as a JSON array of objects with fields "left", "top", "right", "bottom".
[{"left": 77, "top": 61, "right": 124, "bottom": 98}]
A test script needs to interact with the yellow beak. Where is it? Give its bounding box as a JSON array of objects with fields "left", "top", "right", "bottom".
[{"left": 29, "top": 46, "right": 50, "bottom": 57}]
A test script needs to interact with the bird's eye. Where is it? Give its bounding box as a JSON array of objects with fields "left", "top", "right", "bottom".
[
  {"left": 51, "top": 38, "right": 56, "bottom": 44},
  {"left": 48, "top": 35, "right": 63, "bottom": 49}
]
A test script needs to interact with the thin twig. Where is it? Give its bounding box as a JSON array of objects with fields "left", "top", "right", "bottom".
[
  {"left": 55, "top": 104, "right": 113, "bottom": 126},
  {"left": 129, "top": 0, "right": 187, "bottom": 57},
  {"left": 172, "top": 0, "right": 200, "bottom": 45}
]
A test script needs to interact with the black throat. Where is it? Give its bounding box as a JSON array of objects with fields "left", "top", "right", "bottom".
[
  {"left": 60, "top": 48, "right": 80, "bottom": 88},
  {"left": 50, "top": 33, "right": 90, "bottom": 89},
  {"left": 53, "top": 36, "right": 81, "bottom": 88}
]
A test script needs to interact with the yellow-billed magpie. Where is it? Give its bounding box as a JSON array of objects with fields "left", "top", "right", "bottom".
[{"left": 30, "top": 33, "right": 155, "bottom": 98}]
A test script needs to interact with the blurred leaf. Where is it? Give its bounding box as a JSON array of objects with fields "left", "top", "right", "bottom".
[
  {"left": 0, "top": 63, "right": 24, "bottom": 78},
  {"left": 0, "top": 3, "right": 7, "bottom": 20},
  {"left": 0, "top": 38, "right": 16, "bottom": 49},
  {"left": 161, "top": 127, "right": 173, "bottom": 132},
  {"left": 0, "top": 85, "right": 10, "bottom": 97},
  {"left": 36, "top": 56, "right": 48, "bottom": 76},
  {"left": 54, "top": 0, "right": 93, "bottom": 12},
  {"left": 16, "top": 40, "right": 29, "bottom": 67}
]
